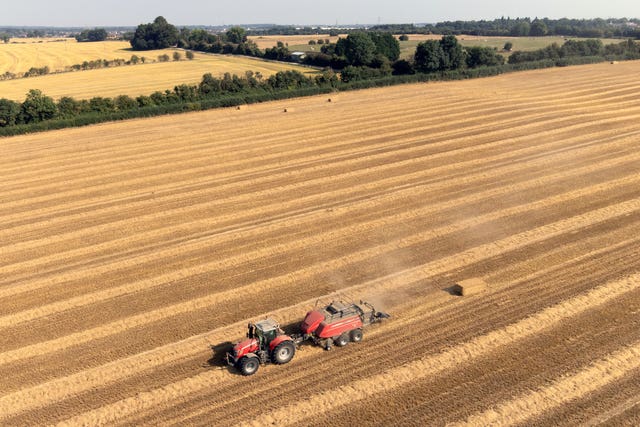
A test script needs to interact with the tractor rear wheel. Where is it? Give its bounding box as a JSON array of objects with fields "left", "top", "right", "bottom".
[
  {"left": 271, "top": 340, "right": 296, "bottom": 364},
  {"left": 335, "top": 333, "right": 349, "bottom": 347},
  {"left": 238, "top": 356, "right": 260, "bottom": 376},
  {"left": 350, "top": 329, "right": 363, "bottom": 343}
]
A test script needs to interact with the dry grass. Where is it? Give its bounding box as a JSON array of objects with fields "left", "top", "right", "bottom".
[
  {"left": 1, "top": 61, "right": 640, "bottom": 425},
  {"left": 0, "top": 39, "right": 149, "bottom": 75},
  {"left": 0, "top": 43, "right": 315, "bottom": 100}
]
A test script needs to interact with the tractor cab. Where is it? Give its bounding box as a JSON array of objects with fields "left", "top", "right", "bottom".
[{"left": 248, "top": 318, "right": 282, "bottom": 349}]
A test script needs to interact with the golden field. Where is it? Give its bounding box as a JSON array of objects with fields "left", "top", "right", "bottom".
[
  {"left": 1, "top": 39, "right": 150, "bottom": 75},
  {"left": 0, "top": 38, "right": 315, "bottom": 101},
  {"left": 1, "top": 61, "right": 640, "bottom": 425},
  {"left": 0, "top": 55, "right": 314, "bottom": 101}
]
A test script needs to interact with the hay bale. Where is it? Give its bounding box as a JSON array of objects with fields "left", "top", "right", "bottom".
[{"left": 452, "top": 278, "right": 488, "bottom": 296}]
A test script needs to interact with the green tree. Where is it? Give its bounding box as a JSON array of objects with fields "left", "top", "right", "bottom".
[
  {"left": 414, "top": 36, "right": 465, "bottom": 72},
  {"left": 57, "top": 96, "right": 84, "bottom": 118},
  {"left": 89, "top": 97, "right": 116, "bottom": 113},
  {"left": 75, "top": 28, "right": 108, "bottom": 42},
  {"left": 172, "top": 51, "right": 182, "bottom": 61},
  {"left": 226, "top": 26, "right": 247, "bottom": 44},
  {"left": 392, "top": 59, "right": 414, "bottom": 75},
  {"left": 503, "top": 41, "right": 513, "bottom": 51},
  {"left": 0, "top": 98, "right": 20, "bottom": 126},
  {"left": 466, "top": 46, "right": 505, "bottom": 67},
  {"left": 510, "top": 21, "right": 531, "bottom": 36},
  {"left": 530, "top": 20, "right": 548, "bottom": 37},
  {"left": 399, "top": 34, "right": 409, "bottom": 41},
  {"left": 264, "top": 42, "right": 290, "bottom": 61},
  {"left": 185, "top": 50, "right": 195, "bottom": 60},
  {"left": 340, "top": 32, "right": 377, "bottom": 66},
  {"left": 173, "top": 84, "right": 198, "bottom": 101},
  {"left": 414, "top": 39, "right": 444, "bottom": 72},
  {"left": 130, "top": 16, "right": 179, "bottom": 50},
  {"left": 339, "top": 65, "right": 362, "bottom": 82},
  {"left": 369, "top": 32, "right": 401, "bottom": 62},
  {"left": 19, "top": 90, "right": 57, "bottom": 123},
  {"left": 440, "top": 35, "right": 466, "bottom": 70},
  {"left": 115, "top": 95, "right": 138, "bottom": 110},
  {"left": 0, "top": 33, "right": 10, "bottom": 43}
]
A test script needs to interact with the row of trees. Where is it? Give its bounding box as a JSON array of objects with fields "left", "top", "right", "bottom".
[
  {"left": 372, "top": 17, "right": 640, "bottom": 38},
  {"left": 309, "top": 35, "right": 504, "bottom": 81},
  {"left": 130, "top": 17, "right": 263, "bottom": 59},
  {"left": 325, "top": 35, "right": 640, "bottom": 81},
  {"left": 74, "top": 28, "right": 108, "bottom": 42},
  {"left": 508, "top": 38, "right": 640, "bottom": 64},
  {"left": 0, "top": 52, "right": 194, "bottom": 82},
  {"left": 0, "top": 69, "right": 337, "bottom": 128}
]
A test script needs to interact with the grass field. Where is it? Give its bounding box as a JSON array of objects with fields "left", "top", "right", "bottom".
[
  {"left": 0, "top": 48, "right": 315, "bottom": 101},
  {"left": 398, "top": 34, "right": 623, "bottom": 59},
  {"left": 1, "top": 60, "right": 640, "bottom": 425},
  {"left": 249, "top": 34, "right": 343, "bottom": 50}
]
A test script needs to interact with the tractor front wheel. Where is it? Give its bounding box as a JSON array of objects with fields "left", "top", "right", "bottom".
[
  {"left": 271, "top": 341, "right": 296, "bottom": 364},
  {"left": 335, "top": 333, "right": 349, "bottom": 347},
  {"left": 238, "top": 356, "right": 260, "bottom": 376}
]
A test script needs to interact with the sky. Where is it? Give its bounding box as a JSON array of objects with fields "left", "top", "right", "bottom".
[{"left": 2, "top": 0, "right": 639, "bottom": 27}]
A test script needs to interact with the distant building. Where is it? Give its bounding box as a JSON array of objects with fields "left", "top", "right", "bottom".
[{"left": 290, "top": 51, "right": 306, "bottom": 62}]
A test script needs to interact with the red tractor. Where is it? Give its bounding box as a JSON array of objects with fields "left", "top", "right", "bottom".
[
  {"left": 225, "top": 318, "right": 297, "bottom": 376},
  {"left": 226, "top": 299, "right": 389, "bottom": 375}
]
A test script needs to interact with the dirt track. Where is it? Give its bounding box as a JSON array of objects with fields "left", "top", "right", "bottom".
[{"left": 1, "top": 61, "right": 639, "bottom": 426}]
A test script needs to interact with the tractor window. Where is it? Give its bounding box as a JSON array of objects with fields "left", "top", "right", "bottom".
[{"left": 263, "top": 329, "right": 276, "bottom": 344}]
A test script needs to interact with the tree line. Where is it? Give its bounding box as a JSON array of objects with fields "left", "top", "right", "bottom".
[
  {"left": 371, "top": 17, "right": 640, "bottom": 38},
  {"left": 508, "top": 38, "right": 640, "bottom": 64},
  {"left": 0, "top": 69, "right": 338, "bottom": 129},
  {"left": 0, "top": 52, "right": 194, "bottom": 82},
  {"left": 75, "top": 28, "right": 108, "bottom": 42}
]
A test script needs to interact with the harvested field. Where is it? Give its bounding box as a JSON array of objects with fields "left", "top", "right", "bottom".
[
  {"left": 1, "top": 60, "right": 640, "bottom": 426},
  {"left": 0, "top": 39, "right": 163, "bottom": 75},
  {"left": 0, "top": 55, "right": 314, "bottom": 101}
]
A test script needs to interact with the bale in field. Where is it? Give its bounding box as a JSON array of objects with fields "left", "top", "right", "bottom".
[{"left": 451, "top": 278, "right": 488, "bottom": 296}]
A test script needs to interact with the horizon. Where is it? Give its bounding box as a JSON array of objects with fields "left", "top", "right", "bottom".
[
  {"left": 1, "top": 17, "right": 639, "bottom": 31},
  {"left": 3, "top": 0, "right": 639, "bottom": 27}
]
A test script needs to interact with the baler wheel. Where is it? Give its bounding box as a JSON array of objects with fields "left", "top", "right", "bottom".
[
  {"left": 238, "top": 356, "right": 260, "bottom": 376},
  {"left": 271, "top": 341, "right": 296, "bottom": 364},
  {"left": 350, "top": 329, "right": 363, "bottom": 343},
  {"left": 335, "top": 333, "right": 350, "bottom": 347}
]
